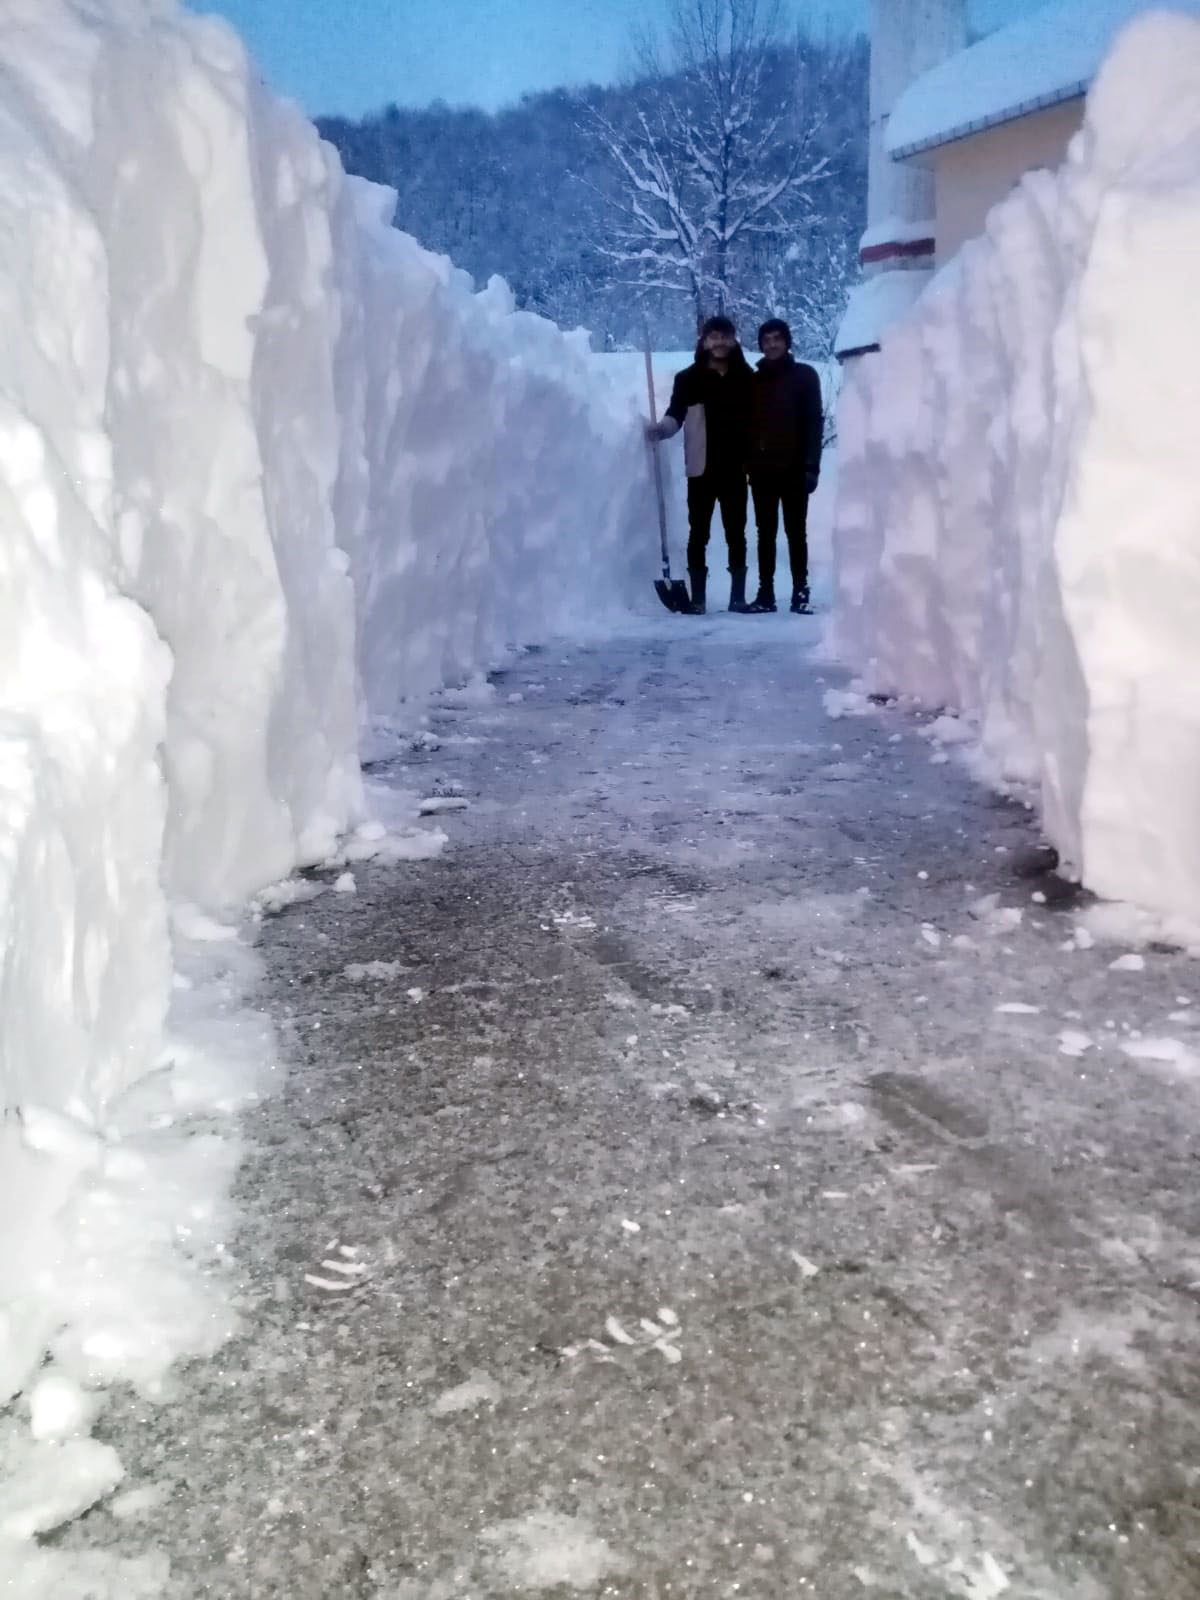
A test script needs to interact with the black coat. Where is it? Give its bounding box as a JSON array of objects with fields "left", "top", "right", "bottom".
[
  {"left": 664, "top": 354, "right": 753, "bottom": 475},
  {"left": 749, "top": 356, "right": 823, "bottom": 479}
]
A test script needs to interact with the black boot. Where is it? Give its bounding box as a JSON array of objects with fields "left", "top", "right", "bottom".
[
  {"left": 685, "top": 567, "right": 707, "bottom": 615},
  {"left": 790, "top": 583, "right": 812, "bottom": 615},
  {"left": 748, "top": 584, "right": 776, "bottom": 613},
  {"left": 728, "top": 568, "right": 750, "bottom": 613}
]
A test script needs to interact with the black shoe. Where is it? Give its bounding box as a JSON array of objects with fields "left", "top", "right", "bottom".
[
  {"left": 748, "top": 587, "right": 776, "bottom": 613},
  {"left": 685, "top": 568, "right": 707, "bottom": 615},
  {"left": 728, "top": 568, "right": 751, "bottom": 613},
  {"left": 790, "top": 585, "right": 812, "bottom": 615}
]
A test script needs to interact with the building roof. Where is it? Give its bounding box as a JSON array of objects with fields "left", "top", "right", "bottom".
[{"left": 887, "top": 0, "right": 1200, "bottom": 160}]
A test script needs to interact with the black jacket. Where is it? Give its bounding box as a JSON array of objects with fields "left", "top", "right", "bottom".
[
  {"left": 665, "top": 353, "right": 752, "bottom": 474},
  {"left": 749, "top": 355, "right": 823, "bottom": 478}
]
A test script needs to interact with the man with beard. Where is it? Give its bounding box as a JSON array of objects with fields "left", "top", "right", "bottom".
[{"left": 645, "top": 315, "right": 753, "bottom": 615}]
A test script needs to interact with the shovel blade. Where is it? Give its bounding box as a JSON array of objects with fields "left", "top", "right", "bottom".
[{"left": 655, "top": 578, "right": 692, "bottom": 613}]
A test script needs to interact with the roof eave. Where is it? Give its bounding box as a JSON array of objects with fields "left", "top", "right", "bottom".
[{"left": 888, "top": 79, "right": 1089, "bottom": 162}]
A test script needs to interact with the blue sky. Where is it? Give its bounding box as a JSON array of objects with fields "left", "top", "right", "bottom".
[{"left": 187, "top": 0, "right": 1046, "bottom": 119}]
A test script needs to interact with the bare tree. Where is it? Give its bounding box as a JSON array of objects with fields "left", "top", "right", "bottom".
[{"left": 584, "top": 0, "right": 831, "bottom": 329}]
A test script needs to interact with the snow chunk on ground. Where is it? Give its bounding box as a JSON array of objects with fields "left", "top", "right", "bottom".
[
  {"left": 432, "top": 1373, "right": 502, "bottom": 1416},
  {"left": 480, "top": 1511, "right": 628, "bottom": 1589},
  {"left": 27, "top": 1375, "right": 96, "bottom": 1443},
  {"left": 823, "top": 686, "right": 874, "bottom": 720},
  {"left": 0, "top": 1431, "right": 122, "bottom": 1541},
  {"left": 1059, "top": 1030, "right": 1093, "bottom": 1058},
  {"left": 344, "top": 960, "right": 407, "bottom": 983},
  {"left": 1110, "top": 953, "right": 1146, "bottom": 973},
  {"left": 1121, "top": 1037, "right": 1199, "bottom": 1078}
]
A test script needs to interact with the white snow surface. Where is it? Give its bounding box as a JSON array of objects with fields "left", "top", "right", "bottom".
[
  {"left": 0, "top": 0, "right": 650, "bottom": 1575},
  {"left": 828, "top": 11, "right": 1200, "bottom": 935},
  {"left": 859, "top": 215, "right": 937, "bottom": 251},
  {"left": 834, "top": 267, "right": 934, "bottom": 357},
  {"left": 886, "top": 0, "right": 1200, "bottom": 158}
]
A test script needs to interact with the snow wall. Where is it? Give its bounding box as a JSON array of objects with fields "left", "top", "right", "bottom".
[
  {"left": 0, "top": 0, "right": 647, "bottom": 1427},
  {"left": 828, "top": 10, "right": 1200, "bottom": 935}
]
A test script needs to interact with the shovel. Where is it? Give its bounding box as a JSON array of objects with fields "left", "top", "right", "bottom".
[{"left": 643, "top": 333, "right": 691, "bottom": 613}]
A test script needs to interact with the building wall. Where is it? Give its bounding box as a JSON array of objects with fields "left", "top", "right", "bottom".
[
  {"left": 934, "top": 98, "right": 1085, "bottom": 263},
  {"left": 868, "top": 0, "right": 967, "bottom": 238}
]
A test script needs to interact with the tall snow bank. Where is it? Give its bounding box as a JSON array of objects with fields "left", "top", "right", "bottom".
[
  {"left": 0, "top": 0, "right": 649, "bottom": 1554},
  {"left": 829, "top": 10, "right": 1200, "bottom": 933}
]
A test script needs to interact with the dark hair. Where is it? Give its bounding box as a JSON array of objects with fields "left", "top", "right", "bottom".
[
  {"left": 700, "top": 315, "right": 737, "bottom": 339},
  {"left": 694, "top": 314, "right": 749, "bottom": 366},
  {"left": 758, "top": 317, "right": 793, "bottom": 350}
]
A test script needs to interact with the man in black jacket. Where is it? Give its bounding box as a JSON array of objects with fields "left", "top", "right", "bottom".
[
  {"left": 645, "top": 315, "right": 753, "bottom": 615},
  {"left": 747, "top": 318, "right": 823, "bottom": 614}
]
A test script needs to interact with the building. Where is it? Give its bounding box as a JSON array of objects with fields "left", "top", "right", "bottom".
[
  {"left": 835, "top": 0, "right": 1200, "bottom": 359},
  {"left": 834, "top": 0, "right": 965, "bottom": 362}
]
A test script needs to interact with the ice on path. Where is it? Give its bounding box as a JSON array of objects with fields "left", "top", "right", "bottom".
[{"left": 480, "top": 1510, "right": 628, "bottom": 1589}]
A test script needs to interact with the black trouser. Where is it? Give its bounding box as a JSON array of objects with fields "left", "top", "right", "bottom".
[
  {"left": 686, "top": 468, "right": 747, "bottom": 572},
  {"left": 750, "top": 470, "right": 809, "bottom": 592}
]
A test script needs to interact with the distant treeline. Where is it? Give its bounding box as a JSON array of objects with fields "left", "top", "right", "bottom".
[{"left": 318, "top": 32, "right": 867, "bottom": 352}]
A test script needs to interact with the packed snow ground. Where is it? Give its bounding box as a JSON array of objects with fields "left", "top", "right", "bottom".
[
  {"left": 40, "top": 621, "right": 1200, "bottom": 1599},
  {"left": 830, "top": 10, "right": 1200, "bottom": 935}
]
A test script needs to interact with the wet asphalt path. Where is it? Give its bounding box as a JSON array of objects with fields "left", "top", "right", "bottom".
[{"left": 68, "top": 617, "right": 1200, "bottom": 1598}]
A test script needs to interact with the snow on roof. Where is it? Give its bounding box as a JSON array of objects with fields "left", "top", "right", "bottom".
[
  {"left": 859, "top": 215, "right": 936, "bottom": 252},
  {"left": 834, "top": 270, "right": 933, "bottom": 359},
  {"left": 887, "top": 0, "right": 1200, "bottom": 159}
]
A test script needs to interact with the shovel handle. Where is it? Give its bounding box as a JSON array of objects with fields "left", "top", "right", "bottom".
[{"left": 643, "top": 333, "right": 671, "bottom": 572}]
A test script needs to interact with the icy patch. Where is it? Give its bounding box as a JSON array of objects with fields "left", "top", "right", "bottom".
[
  {"left": 480, "top": 1510, "right": 628, "bottom": 1590},
  {"left": 432, "top": 1374, "right": 502, "bottom": 1416},
  {"left": 343, "top": 960, "right": 407, "bottom": 983}
]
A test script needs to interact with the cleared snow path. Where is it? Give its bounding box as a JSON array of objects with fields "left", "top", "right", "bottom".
[{"left": 59, "top": 619, "right": 1200, "bottom": 1597}]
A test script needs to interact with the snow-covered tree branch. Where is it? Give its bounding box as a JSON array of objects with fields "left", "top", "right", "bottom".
[{"left": 584, "top": 0, "right": 843, "bottom": 332}]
